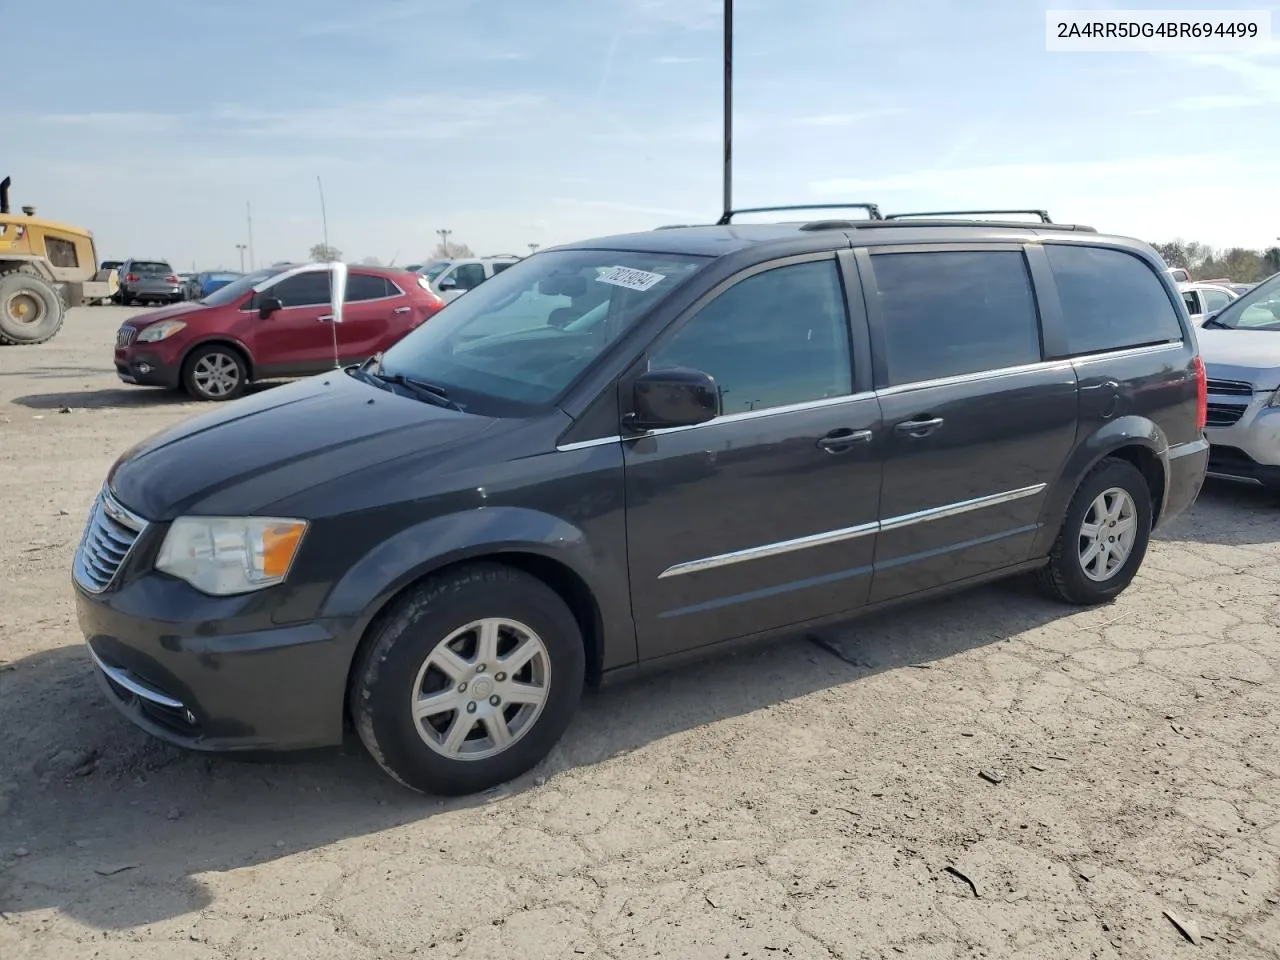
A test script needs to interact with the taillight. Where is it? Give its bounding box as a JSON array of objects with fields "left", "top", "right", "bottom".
[
  {"left": 125, "top": 273, "right": 139, "bottom": 282},
  {"left": 1193, "top": 355, "right": 1207, "bottom": 432},
  {"left": 165, "top": 275, "right": 181, "bottom": 284}
]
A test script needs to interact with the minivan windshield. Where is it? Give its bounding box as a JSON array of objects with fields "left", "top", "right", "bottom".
[
  {"left": 199, "top": 267, "right": 280, "bottom": 306},
  {"left": 1204, "top": 271, "right": 1280, "bottom": 331},
  {"left": 376, "top": 249, "right": 707, "bottom": 412}
]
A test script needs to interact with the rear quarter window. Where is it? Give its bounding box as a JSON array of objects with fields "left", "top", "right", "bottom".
[
  {"left": 870, "top": 249, "right": 1042, "bottom": 385},
  {"left": 1045, "top": 245, "right": 1183, "bottom": 357}
]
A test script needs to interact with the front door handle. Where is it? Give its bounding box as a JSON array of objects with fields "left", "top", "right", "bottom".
[
  {"left": 817, "top": 427, "right": 873, "bottom": 453},
  {"left": 894, "top": 416, "right": 944, "bottom": 438}
]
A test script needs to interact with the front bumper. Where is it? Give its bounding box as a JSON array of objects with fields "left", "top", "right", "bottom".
[
  {"left": 1204, "top": 394, "right": 1280, "bottom": 484},
  {"left": 75, "top": 575, "right": 356, "bottom": 752},
  {"left": 114, "top": 347, "right": 182, "bottom": 388}
]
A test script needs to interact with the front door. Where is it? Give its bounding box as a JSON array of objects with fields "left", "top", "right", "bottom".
[
  {"left": 245, "top": 270, "right": 335, "bottom": 375},
  {"left": 623, "top": 255, "right": 885, "bottom": 661},
  {"left": 856, "top": 245, "right": 1079, "bottom": 603}
]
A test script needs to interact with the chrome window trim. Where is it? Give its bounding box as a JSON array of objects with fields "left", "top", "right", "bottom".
[
  {"left": 87, "top": 644, "right": 185, "bottom": 709},
  {"left": 656, "top": 482, "right": 1047, "bottom": 579},
  {"left": 553, "top": 342, "right": 1185, "bottom": 452}
]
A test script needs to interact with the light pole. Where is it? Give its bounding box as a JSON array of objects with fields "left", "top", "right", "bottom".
[
  {"left": 723, "top": 0, "right": 733, "bottom": 221},
  {"left": 235, "top": 243, "right": 247, "bottom": 272},
  {"left": 528, "top": 243, "right": 540, "bottom": 254},
  {"left": 437, "top": 228, "right": 453, "bottom": 256}
]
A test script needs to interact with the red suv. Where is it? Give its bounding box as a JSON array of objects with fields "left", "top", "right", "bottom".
[{"left": 113, "top": 263, "right": 445, "bottom": 401}]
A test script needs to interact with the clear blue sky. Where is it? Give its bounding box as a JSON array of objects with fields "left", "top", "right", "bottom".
[{"left": 9, "top": 0, "right": 1280, "bottom": 269}]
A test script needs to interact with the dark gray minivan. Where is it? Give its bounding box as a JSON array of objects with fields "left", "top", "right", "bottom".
[{"left": 73, "top": 209, "right": 1210, "bottom": 794}]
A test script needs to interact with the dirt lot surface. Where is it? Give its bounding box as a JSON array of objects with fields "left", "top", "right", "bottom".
[{"left": 1, "top": 306, "right": 1278, "bottom": 959}]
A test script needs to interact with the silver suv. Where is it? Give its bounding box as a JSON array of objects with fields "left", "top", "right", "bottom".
[{"left": 1198, "top": 270, "right": 1280, "bottom": 489}]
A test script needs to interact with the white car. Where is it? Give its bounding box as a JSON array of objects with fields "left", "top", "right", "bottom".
[
  {"left": 1178, "top": 281, "right": 1238, "bottom": 325},
  {"left": 417, "top": 256, "right": 521, "bottom": 302}
]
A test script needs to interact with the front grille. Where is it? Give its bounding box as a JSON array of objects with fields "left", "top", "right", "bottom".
[
  {"left": 116, "top": 325, "right": 136, "bottom": 347},
  {"left": 1205, "top": 403, "right": 1246, "bottom": 428},
  {"left": 73, "top": 489, "right": 147, "bottom": 593},
  {"left": 1206, "top": 378, "right": 1253, "bottom": 397}
]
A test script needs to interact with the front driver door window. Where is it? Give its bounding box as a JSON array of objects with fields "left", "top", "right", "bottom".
[{"left": 623, "top": 257, "right": 883, "bottom": 660}]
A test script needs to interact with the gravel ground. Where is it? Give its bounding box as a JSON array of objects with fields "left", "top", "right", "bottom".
[{"left": 1, "top": 307, "right": 1278, "bottom": 959}]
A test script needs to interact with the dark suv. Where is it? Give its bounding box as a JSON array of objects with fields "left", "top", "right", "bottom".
[{"left": 72, "top": 208, "right": 1209, "bottom": 795}]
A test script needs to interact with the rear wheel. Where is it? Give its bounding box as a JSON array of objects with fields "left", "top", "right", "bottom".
[
  {"left": 352, "top": 563, "right": 585, "bottom": 795},
  {"left": 0, "top": 269, "right": 65, "bottom": 345},
  {"left": 182, "top": 344, "right": 248, "bottom": 401},
  {"left": 1037, "top": 457, "right": 1152, "bottom": 605}
]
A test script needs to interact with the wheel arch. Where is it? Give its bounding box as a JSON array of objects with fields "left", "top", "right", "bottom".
[
  {"left": 1032, "top": 415, "right": 1171, "bottom": 557},
  {"left": 324, "top": 505, "right": 631, "bottom": 729}
]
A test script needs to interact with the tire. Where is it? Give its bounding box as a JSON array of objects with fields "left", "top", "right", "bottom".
[
  {"left": 1037, "top": 457, "right": 1153, "bottom": 605},
  {"left": 119, "top": 291, "right": 133, "bottom": 306},
  {"left": 182, "top": 344, "right": 248, "bottom": 401},
  {"left": 352, "top": 563, "right": 586, "bottom": 795},
  {"left": 0, "top": 268, "right": 65, "bottom": 345}
]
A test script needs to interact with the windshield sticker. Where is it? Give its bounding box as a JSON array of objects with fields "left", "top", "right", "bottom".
[{"left": 595, "top": 266, "right": 667, "bottom": 292}]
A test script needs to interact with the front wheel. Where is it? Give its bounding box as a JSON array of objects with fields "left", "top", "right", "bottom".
[
  {"left": 1037, "top": 457, "right": 1153, "bottom": 605},
  {"left": 182, "top": 344, "right": 248, "bottom": 401},
  {"left": 352, "top": 563, "right": 586, "bottom": 795}
]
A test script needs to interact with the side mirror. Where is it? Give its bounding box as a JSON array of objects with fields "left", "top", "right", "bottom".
[
  {"left": 627, "top": 367, "right": 720, "bottom": 431},
  {"left": 437, "top": 277, "right": 458, "bottom": 291},
  {"left": 258, "top": 296, "right": 283, "bottom": 319}
]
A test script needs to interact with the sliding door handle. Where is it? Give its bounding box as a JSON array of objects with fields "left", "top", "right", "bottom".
[
  {"left": 817, "top": 428, "right": 873, "bottom": 452},
  {"left": 894, "top": 417, "right": 944, "bottom": 437}
]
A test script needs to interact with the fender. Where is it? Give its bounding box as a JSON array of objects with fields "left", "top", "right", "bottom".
[
  {"left": 1031, "top": 414, "right": 1169, "bottom": 557},
  {"left": 319, "top": 505, "right": 637, "bottom": 672}
]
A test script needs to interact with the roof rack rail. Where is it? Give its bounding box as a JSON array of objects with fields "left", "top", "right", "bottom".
[
  {"left": 885, "top": 209, "right": 1053, "bottom": 223},
  {"left": 717, "top": 203, "right": 882, "bottom": 225},
  {"left": 655, "top": 224, "right": 697, "bottom": 230}
]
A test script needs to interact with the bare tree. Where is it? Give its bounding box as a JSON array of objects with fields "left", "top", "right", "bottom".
[
  {"left": 360, "top": 256, "right": 382, "bottom": 266},
  {"left": 431, "top": 241, "right": 475, "bottom": 259},
  {"left": 309, "top": 243, "right": 343, "bottom": 262}
]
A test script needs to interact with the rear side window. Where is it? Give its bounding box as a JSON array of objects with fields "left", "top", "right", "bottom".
[
  {"left": 870, "top": 250, "right": 1041, "bottom": 385},
  {"left": 346, "top": 273, "right": 393, "bottom": 302},
  {"left": 491, "top": 261, "right": 514, "bottom": 274},
  {"left": 1045, "top": 245, "right": 1183, "bottom": 356}
]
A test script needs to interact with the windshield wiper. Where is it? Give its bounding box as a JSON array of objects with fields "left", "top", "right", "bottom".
[{"left": 376, "top": 372, "right": 464, "bottom": 411}]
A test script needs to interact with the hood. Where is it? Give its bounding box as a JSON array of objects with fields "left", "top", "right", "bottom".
[
  {"left": 126, "top": 300, "right": 210, "bottom": 327},
  {"left": 1198, "top": 328, "right": 1280, "bottom": 388},
  {"left": 108, "top": 372, "right": 496, "bottom": 520}
]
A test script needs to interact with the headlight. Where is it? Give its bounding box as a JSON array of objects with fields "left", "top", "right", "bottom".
[
  {"left": 137, "top": 320, "right": 187, "bottom": 342},
  {"left": 156, "top": 516, "right": 308, "bottom": 596}
]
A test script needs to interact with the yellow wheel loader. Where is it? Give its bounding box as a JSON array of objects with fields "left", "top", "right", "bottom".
[{"left": 0, "top": 176, "right": 118, "bottom": 346}]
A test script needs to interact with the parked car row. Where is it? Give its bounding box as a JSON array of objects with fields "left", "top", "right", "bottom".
[
  {"left": 85, "top": 208, "right": 1216, "bottom": 796},
  {"left": 99, "top": 259, "right": 245, "bottom": 306},
  {"left": 113, "top": 263, "right": 445, "bottom": 400}
]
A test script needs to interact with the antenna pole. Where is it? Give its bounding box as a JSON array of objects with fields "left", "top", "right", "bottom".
[
  {"left": 317, "top": 176, "right": 330, "bottom": 249},
  {"left": 246, "top": 201, "right": 255, "bottom": 270},
  {"left": 722, "top": 0, "right": 733, "bottom": 223}
]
